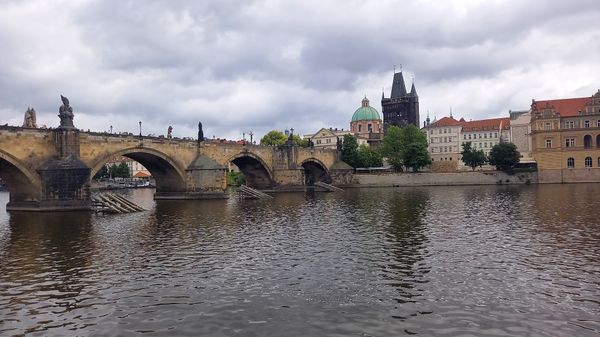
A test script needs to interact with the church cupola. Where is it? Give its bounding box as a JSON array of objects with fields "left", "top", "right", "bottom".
[{"left": 361, "top": 96, "right": 370, "bottom": 107}]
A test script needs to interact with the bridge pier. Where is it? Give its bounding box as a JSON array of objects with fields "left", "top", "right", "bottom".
[
  {"left": 176, "top": 154, "right": 228, "bottom": 199},
  {"left": 37, "top": 128, "right": 91, "bottom": 211}
]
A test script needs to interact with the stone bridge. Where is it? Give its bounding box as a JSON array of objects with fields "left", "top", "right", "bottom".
[{"left": 0, "top": 125, "right": 353, "bottom": 211}]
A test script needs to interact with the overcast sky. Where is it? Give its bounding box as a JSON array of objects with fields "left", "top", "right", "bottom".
[{"left": 1, "top": 0, "right": 599, "bottom": 141}]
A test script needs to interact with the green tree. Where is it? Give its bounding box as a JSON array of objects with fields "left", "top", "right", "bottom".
[
  {"left": 292, "top": 134, "right": 308, "bottom": 147},
  {"left": 460, "top": 141, "right": 487, "bottom": 171},
  {"left": 357, "top": 145, "right": 383, "bottom": 167},
  {"left": 381, "top": 125, "right": 431, "bottom": 172},
  {"left": 108, "top": 163, "right": 119, "bottom": 178},
  {"left": 381, "top": 125, "right": 404, "bottom": 171},
  {"left": 227, "top": 171, "right": 246, "bottom": 186},
  {"left": 400, "top": 124, "right": 431, "bottom": 172},
  {"left": 260, "top": 130, "right": 288, "bottom": 146},
  {"left": 341, "top": 134, "right": 359, "bottom": 168},
  {"left": 109, "top": 161, "right": 130, "bottom": 178},
  {"left": 93, "top": 165, "right": 109, "bottom": 180},
  {"left": 488, "top": 142, "right": 520, "bottom": 172},
  {"left": 116, "top": 161, "right": 131, "bottom": 178}
]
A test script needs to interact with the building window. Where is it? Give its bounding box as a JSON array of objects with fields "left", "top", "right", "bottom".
[
  {"left": 468, "top": 134, "right": 472, "bottom": 139},
  {"left": 358, "top": 125, "right": 362, "bottom": 132},
  {"left": 565, "top": 138, "right": 575, "bottom": 148},
  {"left": 368, "top": 123, "right": 372, "bottom": 132},
  {"left": 585, "top": 157, "right": 592, "bottom": 168},
  {"left": 597, "top": 120, "right": 600, "bottom": 127},
  {"left": 494, "top": 132, "right": 498, "bottom": 138},
  {"left": 484, "top": 133, "right": 487, "bottom": 138},
  {"left": 463, "top": 134, "right": 466, "bottom": 140},
  {"left": 545, "top": 122, "right": 551, "bottom": 130},
  {"left": 326, "top": 138, "right": 331, "bottom": 143},
  {"left": 545, "top": 139, "right": 552, "bottom": 148},
  {"left": 585, "top": 120, "right": 590, "bottom": 128},
  {"left": 567, "top": 157, "right": 575, "bottom": 168},
  {"left": 564, "top": 121, "right": 574, "bottom": 129},
  {"left": 584, "top": 135, "right": 593, "bottom": 148}
]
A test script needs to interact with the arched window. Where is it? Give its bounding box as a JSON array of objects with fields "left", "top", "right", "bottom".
[
  {"left": 585, "top": 157, "right": 592, "bottom": 168},
  {"left": 596, "top": 135, "right": 600, "bottom": 148},
  {"left": 584, "top": 135, "right": 593, "bottom": 148},
  {"left": 567, "top": 157, "right": 575, "bottom": 168},
  {"left": 358, "top": 124, "right": 362, "bottom": 132}
]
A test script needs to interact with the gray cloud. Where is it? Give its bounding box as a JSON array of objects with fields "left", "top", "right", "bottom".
[{"left": 0, "top": 0, "right": 599, "bottom": 140}]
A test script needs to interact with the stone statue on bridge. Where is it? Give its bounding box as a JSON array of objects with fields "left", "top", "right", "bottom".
[
  {"left": 167, "top": 126, "right": 173, "bottom": 139},
  {"left": 22, "top": 107, "right": 37, "bottom": 128},
  {"left": 198, "top": 122, "right": 204, "bottom": 143},
  {"left": 58, "top": 95, "right": 75, "bottom": 128}
]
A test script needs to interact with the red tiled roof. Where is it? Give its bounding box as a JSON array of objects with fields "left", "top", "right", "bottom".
[
  {"left": 133, "top": 171, "right": 151, "bottom": 178},
  {"left": 532, "top": 97, "right": 591, "bottom": 117},
  {"left": 461, "top": 117, "right": 510, "bottom": 132},
  {"left": 430, "top": 116, "right": 462, "bottom": 127}
]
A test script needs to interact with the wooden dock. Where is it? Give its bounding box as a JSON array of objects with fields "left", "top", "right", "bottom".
[
  {"left": 237, "top": 185, "right": 273, "bottom": 199},
  {"left": 92, "top": 193, "right": 146, "bottom": 214},
  {"left": 314, "top": 181, "right": 344, "bottom": 192}
]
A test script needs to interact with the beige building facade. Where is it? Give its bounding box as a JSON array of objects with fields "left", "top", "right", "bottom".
[
  {"left": 303, "top": 128, "right": 356, "bottom": 150},
  {"left": 424, "top": 116, "right": 510, "bottom": 171},
  {"left": 508, "top": 110, "right": 533, "bottom": 161},
  {"left": 424, "top": 116, "right": 463, "bottom": 171},
  {"left": 531, "top": 90, "right": 600, "bottom": 183}
]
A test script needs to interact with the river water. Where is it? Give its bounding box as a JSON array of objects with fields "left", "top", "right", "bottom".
[{"left": 0, "top": 185, "right": 599, "bottom": 337}]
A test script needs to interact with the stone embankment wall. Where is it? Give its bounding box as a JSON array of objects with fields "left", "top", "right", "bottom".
[{"left": 347, "top": 171, "right": 537, "bottom": 187}]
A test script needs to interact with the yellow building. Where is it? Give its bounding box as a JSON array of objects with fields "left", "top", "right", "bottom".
[{"left": 531, "top": 90, "right": 600, "bottom": 183}]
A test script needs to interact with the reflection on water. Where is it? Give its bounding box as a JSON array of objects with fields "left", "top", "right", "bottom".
[{"left": 0, "top": 185, "right": 599, "bottom": 336}]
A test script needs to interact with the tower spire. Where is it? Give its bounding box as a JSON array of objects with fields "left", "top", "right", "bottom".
[
  {"left": 410, "top": 77, "right": 417, "bottom": 96},
  {"left": 390, "top": 71, "right": 407, "bottom": 98},
  {"left": 450, "top": 106, "right": 453, "bottom": 119}
]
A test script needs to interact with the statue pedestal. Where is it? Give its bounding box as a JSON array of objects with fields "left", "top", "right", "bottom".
[
  {"left": 35, "top": 127, "right": 91, "bottom": 211},
  {"left": 37, "top": 155, "right": 91, "bottom": 211}
]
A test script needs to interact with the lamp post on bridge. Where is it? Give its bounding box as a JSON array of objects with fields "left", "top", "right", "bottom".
[
  {"left": 249, "top": 131, "right": 253, "bottom": 144},
  {"left": 139, "top": 121, "right": 142, "bottom": 137},
  {"left": 110, "top": 125, "right": 113, "bottom": 134}
]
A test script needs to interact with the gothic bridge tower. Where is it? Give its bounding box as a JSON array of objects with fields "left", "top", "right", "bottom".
[{"left": 381, "top": 70, "right": 419, "bottom": 131}]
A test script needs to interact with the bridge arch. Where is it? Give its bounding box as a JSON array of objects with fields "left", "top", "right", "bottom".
[
  {"left": 0, "top": 150, "right": 41, "bottom": 206},
  {"left": 227, "top": 151, "right": 274, "bottom": 189},
  {"left": 301, "top": 158, "right": 332, "bottom": 186},
  {"left": 90, "top": 147, "right": 187, "bottom": 194}
]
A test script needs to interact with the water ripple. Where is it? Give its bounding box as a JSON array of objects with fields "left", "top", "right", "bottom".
[{"left": 0, "top": 185, "right": 599, "bottom": 336}]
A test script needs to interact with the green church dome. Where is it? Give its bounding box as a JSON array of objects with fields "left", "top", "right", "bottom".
[{"left": 351, "top": 97, "right": 381, "bottom": 122}]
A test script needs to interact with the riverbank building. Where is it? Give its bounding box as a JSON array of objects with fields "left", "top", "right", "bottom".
[
  {"left": 424, "top": 115, "right": 510, "bottom": 171},
  {"left": 531, "top": 90, "right": 600, "bottom": 183}
]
